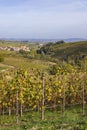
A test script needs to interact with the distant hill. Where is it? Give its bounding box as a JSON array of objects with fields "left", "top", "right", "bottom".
[
  {"left": 38, "top": 41, "right": 87, "bottom": 62},
  {"left": 0, "top": 38, "right": 86, "bottom": 43},
  {"left": 64, "top": 38, "right": 86, "bottom": 42}
]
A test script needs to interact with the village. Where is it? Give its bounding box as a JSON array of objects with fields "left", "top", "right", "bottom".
[{"left": 0, "top": 45, "right": 30, "bottom": 52}]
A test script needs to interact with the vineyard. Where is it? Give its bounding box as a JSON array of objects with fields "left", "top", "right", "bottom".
[
  {"left": 0, "top": 41, "right": 87, "bottom": 129},
  {"left": 0, "top": 0, "right": 87, "bottom": 128},
  {"left": 0, "top": 62, "right": 87, "bottom": 129}
]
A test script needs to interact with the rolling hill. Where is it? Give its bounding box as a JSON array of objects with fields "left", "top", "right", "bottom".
[{"left": 38, "top": 41, "right": 87, "bottom": 61}]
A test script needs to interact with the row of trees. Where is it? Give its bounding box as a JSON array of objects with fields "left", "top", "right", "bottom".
[{"left": 0, "top": 63, "right": 87, "bottom": 121}]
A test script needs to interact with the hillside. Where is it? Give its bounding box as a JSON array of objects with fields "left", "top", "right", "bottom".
[
  {"left": 0, "top": 40, "right": 55, "bottom": 72},
  {"left": 38, "top": 41, "right": 87, "bottom": 62}
]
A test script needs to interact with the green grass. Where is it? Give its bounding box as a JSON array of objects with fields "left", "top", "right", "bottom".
[{"left": 0, "top": 106, "right": 87, "bottom": 130}]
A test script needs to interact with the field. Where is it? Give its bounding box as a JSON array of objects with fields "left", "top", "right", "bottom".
[{"left": 0, "top": 40, "right": 87, "bottom": 129}]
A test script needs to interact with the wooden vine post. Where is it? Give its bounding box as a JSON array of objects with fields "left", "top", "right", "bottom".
[
  {"left": 41, "top": 73, "right": 45, "bottom": 120},
  {"left": 16, "top": 91, "right": 19, "bottom": 124},
  {"left": 82, "top": 81, "right": 85, "bottom": 115}
]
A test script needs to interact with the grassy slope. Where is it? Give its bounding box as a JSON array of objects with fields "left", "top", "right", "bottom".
[
  {"left": 0, "top": 50, "right": 54, "bottom": 72},
  {"left": 0, "top": 63, "right": 14, "bottom": 71},
  {"left": 3, "top": 56, "right": 53, "bottom": 71},
  {"left": 40, "top": 41, "right": 87, "bottom": 60},
  {"left": 1, "top": 40, "right": 87, "bottom": 71},
  {"left": 54, "top": 41, "right": 87, "bottom": 59},
  {"left": 0, "top": 40, "right": 54, "bottom": 71}
]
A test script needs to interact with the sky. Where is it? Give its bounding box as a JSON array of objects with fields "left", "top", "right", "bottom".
[{"left": 0, "top": 0, "right": 87, "bottom": 39}]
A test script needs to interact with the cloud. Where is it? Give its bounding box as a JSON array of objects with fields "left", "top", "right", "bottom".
[
  {"left": 55, "top": 0, "right": 87, "bottom": 12},
  {"left": 0, "top": 0, "right": 87, "bottom": 15},
  {"left": 0, "top": 0, "right": 87, "bottom": 38}
]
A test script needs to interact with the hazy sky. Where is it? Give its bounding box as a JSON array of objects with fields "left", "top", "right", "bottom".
[{"left": 0, "top": 0, "right": 87, "bottom": 39}]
